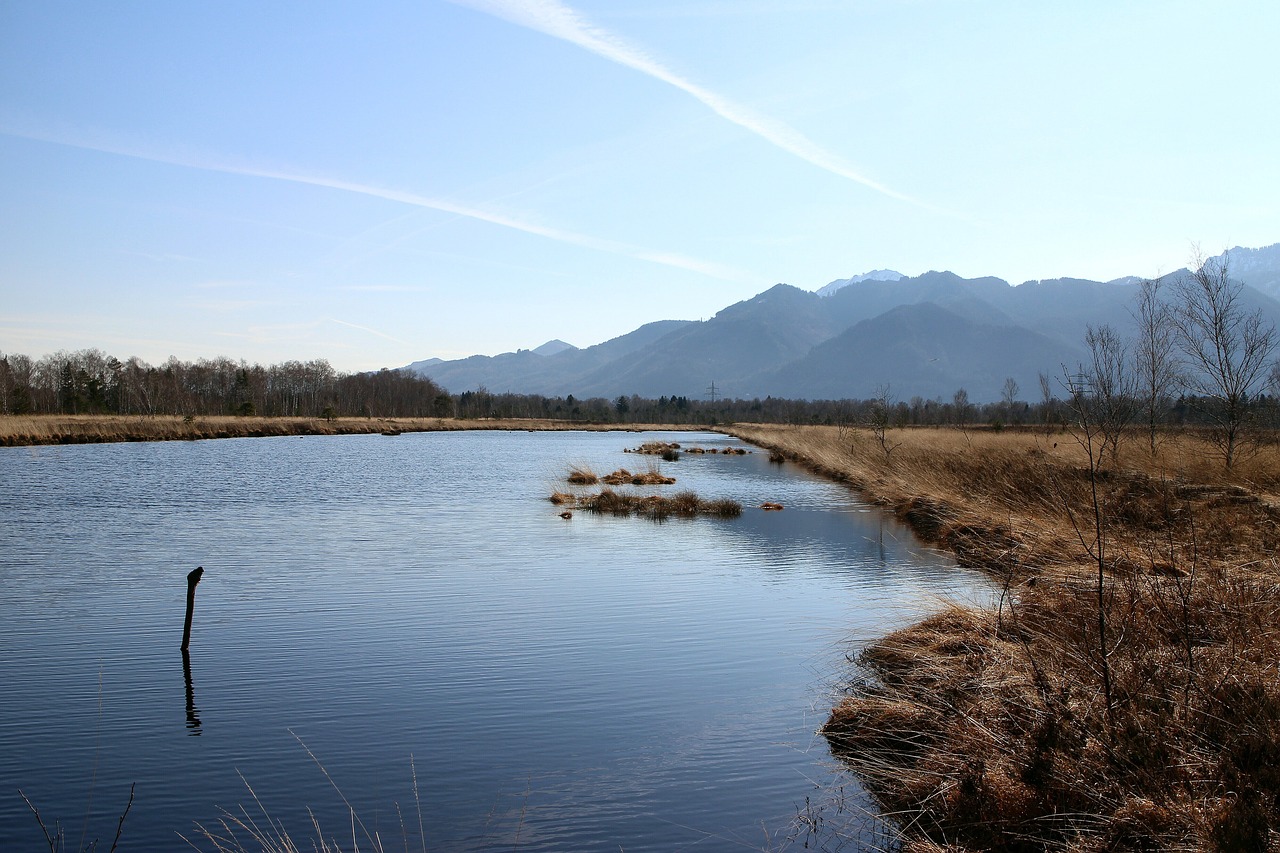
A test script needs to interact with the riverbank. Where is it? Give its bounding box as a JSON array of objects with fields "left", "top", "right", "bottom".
[
  {"left": 0, "top": 414, "right": 705, "bottom": 446},
  {"left": 721, "top": 423, "right": 1280, "bottom": 852}
]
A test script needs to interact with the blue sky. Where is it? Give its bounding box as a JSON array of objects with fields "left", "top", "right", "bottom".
[{"left": 2, "top": 1, "right": 1277, "bottom": 372}]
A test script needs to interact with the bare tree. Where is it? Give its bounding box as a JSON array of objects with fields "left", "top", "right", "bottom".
[
  {"left": 1059, "top": 363, "right": 1117, "bottom": 731},
  {"left": 866, "top": 383, "right": 898, "bottom": 455},
  {"left": 0, "top": 352, "right": 11, "bottom": 414},
  {"left": 1081, "top": 324, "right": 1138, "bottom": 464},
  {"left": 1001, "top": 377, "right": 1019, "bottom": 425},
  {"left": 952, "top": 387, "right": 970, "bottom": 427},
  {"left": 909, "top": 395, "right": 926, "bottom": 424},
  {"left": 1130, "top": 275, "right": 1181, "bottom": 454},
  {"left": 1171, "top": 250, "right": 1278, "bottom": 467},
  {"left": 1039, "top": 371, "right": 1058, "bottom": 432}
]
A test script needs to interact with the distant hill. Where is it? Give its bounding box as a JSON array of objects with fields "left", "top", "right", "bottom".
[
  {"left": 403, "top": 356, "right": 443, "bottom": 374},
  {"left": 401, "top": 244, "right": 1280, "bottom": 403},
  {"left": 416, "top": 320, "right": 692, "bottom": 395},
  {"left": 532, "top": 339, "right": 577, "bottom": 356},
  {"left": 755, "top": 302, "right": 1088, "bottom": 402},
  {"left": 562, "top": 284, "right": 843, "bottom": 399}
]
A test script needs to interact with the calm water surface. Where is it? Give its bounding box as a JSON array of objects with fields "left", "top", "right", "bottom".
[{"left": 0, "top": 430, "right": 986, "bottom": 851}]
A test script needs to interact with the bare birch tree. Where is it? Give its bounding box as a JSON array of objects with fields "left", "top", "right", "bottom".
[
  {"left": 952, "top": 387, "right": 970, "bottom": 427},
  {"left": 1082, "top": 324, "right": 1137, "bottom": 464},
  {"left": 1171, "top": 250, "right": 1278, "bottom": 467},
  {"left": 867, "top": 383, "right": 898, "bottom": 455},
  {"left": 1001, "top": 377, "right": 1019, "bottom": 425},
  {"left": 1130, "top": 275, "right": 1181, "bottom": 454}
]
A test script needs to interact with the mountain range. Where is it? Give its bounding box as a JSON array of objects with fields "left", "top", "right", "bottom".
[{"left": 404, "top": 244, "right": 1280, "bottom": 403}]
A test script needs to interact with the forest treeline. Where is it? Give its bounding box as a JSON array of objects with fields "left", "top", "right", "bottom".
[{"left": 1, "top": 344, "right": 1276, "bottom": 434}]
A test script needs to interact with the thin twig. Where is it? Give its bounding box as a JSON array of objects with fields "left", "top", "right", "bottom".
[
  {"left": 19, "top": 787, "right": 58, "bottom": 853},
  {"left": 107, "top": 782, "right": 135, "bottom": 853}
]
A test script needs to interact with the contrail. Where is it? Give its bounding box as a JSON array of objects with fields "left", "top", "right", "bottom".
[
  {"left": 330, "top": 318, "right": 413, "bottom": 345},
  {"left": 0, "top": 123, "right": 741, "bottom": 280},
  {"left": 453, "top": 0, "right": 925, "bottom": 206}
]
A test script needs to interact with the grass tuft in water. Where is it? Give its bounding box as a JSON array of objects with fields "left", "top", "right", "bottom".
[
  {"left": 554, "top": 487, "right": 742, "bottom": 520},
  {"left": 565, "top": 465, "right": 599, "bottom": 485},
  {"left": 599, "top": 465, "right": 676, "bottom": 486}
]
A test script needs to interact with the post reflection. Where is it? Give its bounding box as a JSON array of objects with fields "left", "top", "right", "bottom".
[{"left": 182, "top": 648, "right": 202, "bottom": 735}]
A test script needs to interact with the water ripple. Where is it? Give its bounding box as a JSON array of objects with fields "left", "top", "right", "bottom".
[{"left": 0, "top": 431, "right": 987, "bottom": 851}]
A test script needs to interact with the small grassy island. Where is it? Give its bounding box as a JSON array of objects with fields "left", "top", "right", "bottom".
[
  {"left": 550, "top": 488, "right": 742, "bottom": 520},
  {"left": 554, "top": 462, "right": 739, "bottom": 520}
]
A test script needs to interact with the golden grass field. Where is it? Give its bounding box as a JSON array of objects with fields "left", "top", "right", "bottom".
[{"left": 723, "top": 423, "right": 1280, "bottom": 852}]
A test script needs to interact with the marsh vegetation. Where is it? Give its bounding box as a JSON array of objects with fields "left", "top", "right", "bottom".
[
  {"left": 726, "top": 422, "right": 1280, "bottom": 851},
  {"left": 550, "top": 488, "right": 741, "bottom": 520},
  {"left": 0, "top": 415, "right": 704, "bottom": 446},
  {"left": 554, "top": 444, "right": 749, "bottom": 520}
]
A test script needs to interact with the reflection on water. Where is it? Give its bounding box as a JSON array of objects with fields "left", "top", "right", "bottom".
[
  {"left": 0, "top": 431, "right": 988, "bottom": 851},
  {"left": 182, "top": 649, "right": 201, "bottom": 735}
]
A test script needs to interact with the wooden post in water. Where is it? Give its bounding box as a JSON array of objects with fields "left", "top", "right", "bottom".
[{"left": 180, "top": 566, "right": 204, "bottom": 651}]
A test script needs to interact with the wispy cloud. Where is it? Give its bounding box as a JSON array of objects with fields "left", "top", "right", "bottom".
[
  {"left": 330, "top": 317, "right": 412, "bottom": 345},
  {"left": 0, "top": 121, "right": 743, "bottom": 280},
  {"left": 452, "top": 0, "right": 926, "bottom": 207}
]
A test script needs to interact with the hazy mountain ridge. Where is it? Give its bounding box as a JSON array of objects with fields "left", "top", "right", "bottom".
[
  {"left": 417, "top": 320, "right": 693, "bottom": 395},
  {"left": 1209, "top": 244, "right": 1280, "bottom": 300},
  {"left": 754, "top": 303, "right": 1090, "bottom": 402},
  {"left": 816, "top": 268, "right": 904, "bottom": 297},
  {"left": 403, "top": 243, "right": 1280, "bottom": 403}
]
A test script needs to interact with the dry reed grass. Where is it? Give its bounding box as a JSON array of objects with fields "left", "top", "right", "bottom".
[
  {"left": 722, "top": 423, "right": 1280, "bottom": 851},
  {"left": 566, "top": 465, "right": 600, "bottom": 485},
  {"left": 0, "top": 415, "right": 705, "bottom": 447},
  {"left": 682, "top": 445, "right": 750, "bottom": 455},
  {"left": 627, "top": 440, "right": 682, "bottom": 455},
  {"left": 552, "top": 488, "right": 742, "bottom": 520},
  {"left": 599, "top": 467, "right": 677, "bottom": 486},
  {"left": 182, "top": 732, "right": 426, "bottom": 853}
]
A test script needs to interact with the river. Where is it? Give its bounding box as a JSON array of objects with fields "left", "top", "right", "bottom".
[{"left": 0, "top": 430, "right": 985, "bottom": 851}]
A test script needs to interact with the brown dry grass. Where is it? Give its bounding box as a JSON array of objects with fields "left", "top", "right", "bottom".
[
  {"left": 0, "top": 415, "right": 705, "bottom": 446},
  {"left": 628, "top": 440, "right": 682, "bottom": 455},
  {"left": 566, "top": 465, "right": 600, "bottom": 485},
  {"left": 682, "top": 445, "right": 750, "bottom": 455},
  {"left": 721, "top": 423, "right": 1280, "bottom": 852},
  {"left": 553, "top": 488, "right": 741, "bottom": 520},
  {"left": 600, "top": 467, "right": 677, "bottom": 486}
]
